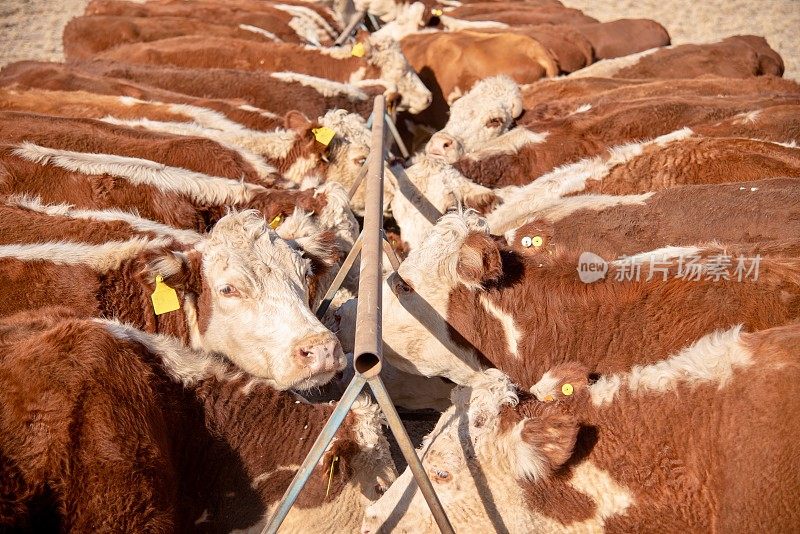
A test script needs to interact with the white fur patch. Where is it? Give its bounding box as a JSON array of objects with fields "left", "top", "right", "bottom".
[
  {"left": 569, "top": 462, "right": 634, "bottom": 522},
  {"left": 466, "top": 128, "right": 549, "bottom": 160},
  {"left": 0, "top": 236, "right": 173, "bottom": 272},
  {"left": 97, "top": 116, "right": 278, "bottom": 179},
  {"left": 566, "top": 47, "right": 663, "bottom": 79},
  {"left": 97, "top": 319, "right": 237, "bottom": 385},
  {"left": 479, "top": 295, "right": 522, "bottom": 357},
  {"left": 238, "top": 104, "right": 280, "bottom": 119},
  {"left": 6, "top": 195, "right": 202, "bottom": 245},
  {"left": 270, "top": 71, "right": 368, "bottom": 100},
  {"left": 14, "top": 142, "right": 261, "bottom": 206},
  {"left": 590, "top": 326, "right": 752, "bottom": 406},
  {"left": 439, "top": 15, "right": 508, "bottom": 31},
  {"left": 238, "top": 23, "right": 283, "bottom": 42}
]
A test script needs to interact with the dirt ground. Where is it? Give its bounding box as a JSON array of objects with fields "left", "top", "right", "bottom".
[{"left": 1, "top": 0, "right": 798, "bottom": 78}]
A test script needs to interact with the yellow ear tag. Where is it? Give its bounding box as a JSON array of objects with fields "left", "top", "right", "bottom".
[
  {"left": 431, "top": 8, "right": 443, "bottom": 16},
  {"left": 562, "top": 383, "right": 574, "bottom": 396},
  {"left": 532, "top": 235, "right": 544, "bottom": 247},
  {"left": 151, "top": 275, "right": 181, "bottom": 316},
  {"left": 312, "top": 126, "right": 336, "bottom": 146},
  {"left": 543, "top": 394, "right": 554, "bottom": 403},
  {"left": 325, "top": 456, "right": 339, "bottom": 498},
  {"left": 351, "top": 42, "right": 366, "bottom": 58},
  {"left": 268, "top": 214, "right": 282, "bottom": 229}
]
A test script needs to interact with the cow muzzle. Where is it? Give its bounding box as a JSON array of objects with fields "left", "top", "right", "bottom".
[
  {"left": 293, "top": 332, "right": 345, "bottom": 378},
  {"left": 425, "top": 132, "right": 463, "bottom": 163}
]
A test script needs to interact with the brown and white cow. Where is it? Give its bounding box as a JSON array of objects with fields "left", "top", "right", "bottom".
[
  {"left": 363, "top": 323, "right": 800, "bottom": 532},
  {"left": 0, "top": 309, "right": 395, "bottom": 532},
  {"left": 82, "top": 0, "right": 336, "bottom": 45},
  {"left": 92, "top": 34, "right": 433, "bottom": 114},
  {"left": 0, "top": 208, "right": 344, "bottom": 389},
  {"left": 445, "top": 3, "right": 597, "bottom": 26},
  {"left": 505, "top": 178, "right": 800, "bottom": 259},
  {"left": 361, "top": 210, "right": 800, "bottom": 388},
  {"left": 0, "top": 60, "right": 384, "bottom": 122},
  {"left": 0, "top": 111, "right": 275, "bottom": 184},
  {"left": 569, "top": 35, "right": 784, "bottom": 80}
]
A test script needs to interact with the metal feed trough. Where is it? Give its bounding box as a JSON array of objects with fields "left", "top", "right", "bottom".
[{"left": 263, "top": 97, "right": 454, "bottom": 534}]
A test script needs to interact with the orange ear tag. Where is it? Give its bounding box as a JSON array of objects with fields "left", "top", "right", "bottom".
[{"left": 151, "top": 275, "right": 181, "bottom": 316}]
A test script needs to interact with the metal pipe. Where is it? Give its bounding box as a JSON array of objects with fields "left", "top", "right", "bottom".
[
  {"left": 352, "top": 96, "right": 386, "bottom": 379},
  {"left": 334, "top": 10, "right": 366, "bottom": 46},
  {"left": 315, "top": 232, "right": 363, "bottom": 318},
  {"left": 262, "top": 374, "right": 367, "bottom": 534},
  {"left": 384, "top": 112, "right": 410, "bottom": 158},
  {"left": 381, "top": 231, "right": 402, "bottom": 272},
  {"left": 368, "top": 377, "right": 455, "bottom": 534}
]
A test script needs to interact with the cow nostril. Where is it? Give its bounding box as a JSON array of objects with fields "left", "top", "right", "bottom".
[{"left": 442, "top": 140, "right": 451, "bottom": 149}]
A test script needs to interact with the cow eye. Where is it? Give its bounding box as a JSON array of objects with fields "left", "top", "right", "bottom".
[
  {"left": 393, "top": 277, "right": 414, "bottom": 295},
  {"left": 219, "top": 285, "right": 241, "bottom": 297},
  {"left": 432, "top": 469, "right": 451, "bottom": 483},
  {"left": 354, "top": 156, "right": 367, "bottom": 166},
  {"left": 374, "top": 483, "right": 387, "bottom": 496},
  {"left": 486, "top": 117, "right": 504, "bottom": 128}
]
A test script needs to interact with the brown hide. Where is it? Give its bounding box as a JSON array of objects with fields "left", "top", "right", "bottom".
[
  {"left": 613, "top": 35, "right": 784, "bottom": 79},
  {"left": 0, "top": 111, "right": 266, "bottom": 184},
  {"left": 509, "top": 324, "right": 800, "bottom": 531},
  {"left": 508, "top": 178, "right": 800, "bottom": 258},
  {"left": 0, "top": 61, "right": 284, "bottom": 131},
  {"left": 575, "top": 19, "right": 670, "bottom": 60},
  {"left": 0, "top": 310, "right": 375, "bottom": 531},
  {"left": 94, "top": 36, "right": 379, "bottom": 83},
  {"left": 70, "top": 60, "right": 383, "bottom": 119},
  {"left": 445, "top": 233, "right": 800, "bottom": 388}
]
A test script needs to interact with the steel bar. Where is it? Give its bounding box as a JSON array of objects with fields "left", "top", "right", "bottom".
[
  {"left": 314, "top": 232, "right": 363, "bottom": 318},
  {"left": 334, "top": 10, "right": 366, "bottom": 46},
  {"left": 381, "top": 231, "right": 402, "bottom": 272},
  {"left": 261, "top": 374, "right": 367, "bottom": 534},
  {"left": 384, "top": 112, "right": 410, "bottom": 158},
  {"left": 368, "top": 377, "right": 455, "bottom": 534},
  {"left": 367, "top": 12, "right": 382, "bottom": 30},
  {"left": 352, "top": 96, "right": 386, "bottom": 378},
  {"left": 348, "top": 162, "right": 370, "bottom": 200}
]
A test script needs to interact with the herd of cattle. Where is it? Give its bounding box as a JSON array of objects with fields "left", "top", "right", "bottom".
[{"left": 0, "top": 0, "right": 798, "bottom": 531}]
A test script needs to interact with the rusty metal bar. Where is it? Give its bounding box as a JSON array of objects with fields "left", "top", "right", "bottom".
[
  {"left": 315, "top": 232, "right": 362, "bottom": 318},
  {"left": 385, "top": 112, "right": 410, "bottom": 158},
  {"left": 381, "top": 231, "right": 402, "bottom": 271},
  {"left": 334, "top": 10, "right": 367, "bottom": 46},
  {"left": 352, "top": 95, "right": 386, "bottom": 378}
]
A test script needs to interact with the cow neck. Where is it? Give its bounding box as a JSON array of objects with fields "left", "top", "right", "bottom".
[{"left": 96, "top": 256, "right": 204, "bottom": 347}]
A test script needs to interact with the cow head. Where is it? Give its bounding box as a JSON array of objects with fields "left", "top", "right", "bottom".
[
  {"left": 426, "top": 76, "right": 522, "bottom": 158},
  {"left": 372, "top": 2, "right": 427, "bottom": 40},
  {"left": 371, "top": 210, "right": 501, "bottom": 384},
  {"left": 389, "top": 155, "right": 499, "bottom": 250},
  {"left": 141, "top": 210, "right": 345, "bottom": 390},
  {"left": 364, "top": 35, "right": 433, "bottom": 114},
  {"left": 361, "top": 368, "right": 580, "bottom": 533}
]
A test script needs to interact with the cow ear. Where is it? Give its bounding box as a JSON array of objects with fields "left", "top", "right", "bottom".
[
  {"left": 295, "top": 230, "right": 341, "bottom": 268},
  {"left": 509, "top": 409, "right": 579, "bottom": 481},
  {"left": 139, "top": 248, "right": 202, "bottom": 294},
  {"left": 285, "top": 110, "right": 312, "bottom": 131},
  {"left": 456, "top": 232, "right": 502, "bottom": 287}
]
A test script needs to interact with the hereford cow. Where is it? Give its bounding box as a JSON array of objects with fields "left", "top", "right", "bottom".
[
  {"left": 354, "top": 210, "right": 800, "bottom": 388},
  {"left": 64, "top": 15, "right": 292, "bottom": 60},
  {"left": 0, "top": 208, "right": 345, "bottom": 389},
  {"left": 504, "top": 178, "right": 800, "bottom": 259},
  {"left": 0, "top": 310, "right": 395, "bottom": 532},
  {"left": 0, "top": 60, "right": 384, "bottom": 121},
  {"left": 0, "top": 88, "right": 374, "bottom": 187},
  {"left": 0, "top": 111, "right": 275, "bottom": 184},
  {"left": 92, "top": 34, "right": 433, "bottom": 114},
  {"left": 363, "top": 325, "right": 800, "bottom": 532},
  {"left": 570, "top": 35, "right": 784, "bottom": 79},
  {"left": 82, "top": 0, "right": 336, "bottom": 44},
  {"left": 445, "top": 3, "right": 597, "bottom": 26},
  {"left": 444, "top": 97, "right": 800, "bottom": 188}
]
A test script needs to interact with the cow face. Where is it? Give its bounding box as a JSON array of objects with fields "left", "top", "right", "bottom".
[
  {"left": 367, "top": 35, "right": 433, "bottom": 114},
  {"left": 389, "top": 156, "right": 498, "bottom": 250},
  {"left": 426, "top": 76, "right": 522, "bottom": 157},
  {"left": 377, "top": 211, "right": 500, "bottom": 384},
  {"left": 361, "top": 369, "right": 579, "bottom": 533},
  {"left": 144, "top": 210, "right": 345, "bottom": 390}
]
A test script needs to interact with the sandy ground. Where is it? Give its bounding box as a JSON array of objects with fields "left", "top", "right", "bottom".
[
  {"left": 563, "top": 0, "right": 800, "bottom": 80},
  {"left": 2, "top": 0, "right": 798, "bottom": 78}
]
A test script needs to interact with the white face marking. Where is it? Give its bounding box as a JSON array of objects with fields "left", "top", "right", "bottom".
[
  {"left": 433, "top": 76, "right": 522, "bottom": 154},
  {"left": 380, "top": 211, "right": 488, "bottom": 384},
  {"left": 367, "top": 35, "right": 432, "bottom": 114},
  {"left": 198, "top": 211, "right": 344, "bottom": 390}
]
